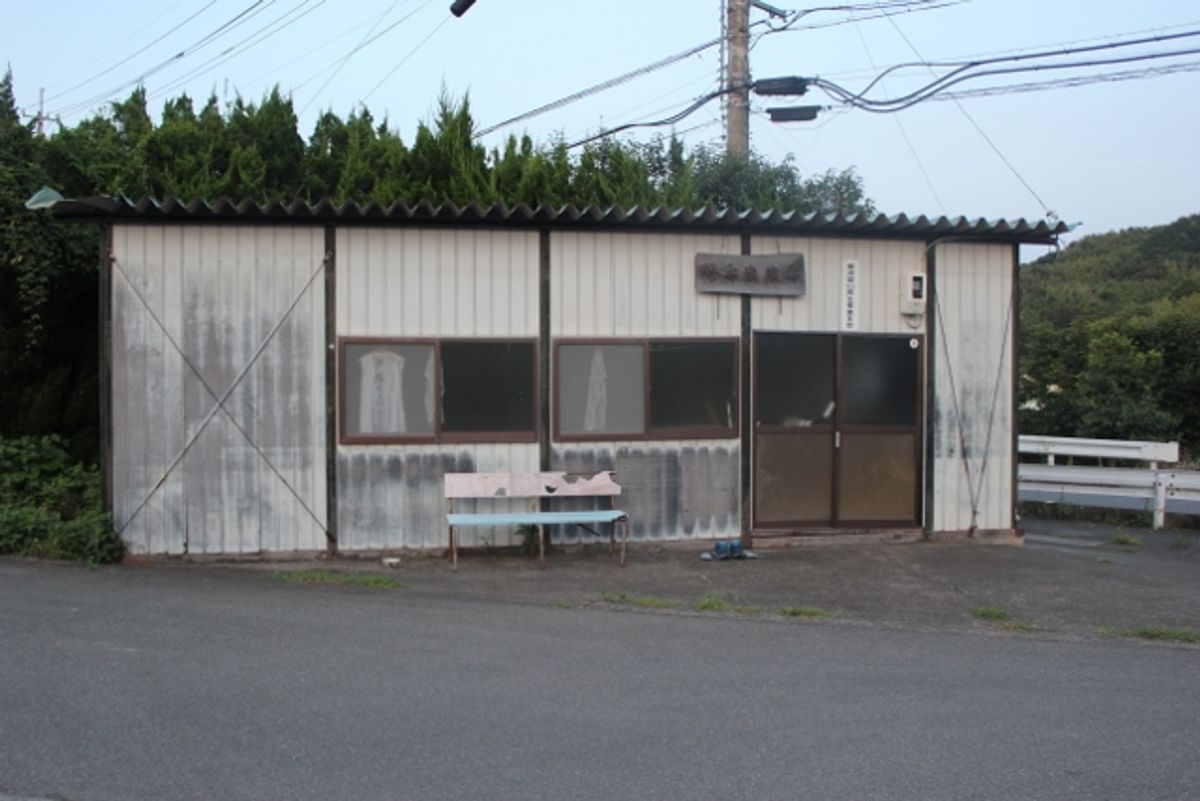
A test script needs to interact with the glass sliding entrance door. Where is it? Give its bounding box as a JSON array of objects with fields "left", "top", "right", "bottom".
[
  {"left": 753, "top": 333, "right": 837, "bottom": 526},
  {"left": 836, "top": 336, "right": 922, "bottom": 525},
  {"left": 753, "top": 332, "right": 922, "bottom": 529}
]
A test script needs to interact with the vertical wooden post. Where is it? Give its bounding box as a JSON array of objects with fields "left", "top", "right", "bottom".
[
  {"left": 1010, "top": 244, "right": 1022, "bottom": 537},
  {"left": 923, "top": 243, "right": 938, "bottom": 539},
  {"left": 538, "top": 230, "right": 553, "bottom": 555},
  {"left": 324, "top": 225, "right": 339, "bottom": 557},
  {"left": 538, "top": 229, "right": 551, "bottom": 474},
  {"left": 98, "top": 224, "right": 114, "bottom": 514},
  {"left": 739, "top": 231, "right": 753, "bottom": 547}
]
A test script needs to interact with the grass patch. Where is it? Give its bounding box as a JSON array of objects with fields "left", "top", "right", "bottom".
[
  {"left": 781, "top": 606, "right": 837, "bottom": 620},
  {"left": 1111, "top": 531, "right": 1142, "bottom": 549},
  {"left": 972, "top": 606, "right": 1012, "bottom": 622},
  {"left": 272, "top": 570, "right": 401, "bottom": 589},
  {"left": 1168, "top": 536, "right": 1192, "bottom": 552},
  {"left": 998, "top": 621, "right": 1038, "bottom": 633},
  {"left": 1095, "top": 556, "right": 1115, "bottom": 564},
  {"left": 696, "top": 593, "right": 765, "bottom": 615},
  {"left": 1101, "top": 626, "right": 1200, "bottom": 644},
  {"left": 601, "top": 591, "right": 677, "bottom": 609}
]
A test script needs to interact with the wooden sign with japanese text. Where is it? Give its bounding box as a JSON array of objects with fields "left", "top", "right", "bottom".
[{"left": 694, "top": 253, "right": 806, "bottom": 297}]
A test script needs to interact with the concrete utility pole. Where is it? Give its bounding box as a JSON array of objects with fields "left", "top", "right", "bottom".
[{"left": 725, "top": 0, "right": 750, "bottom": 159}]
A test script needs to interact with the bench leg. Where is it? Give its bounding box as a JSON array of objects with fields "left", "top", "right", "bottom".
[
  {"left": 538, "top": 524, "right": 545, "bottom": 567},
  {"left": 451, "top": 526, "right": 458, "bottom": 571},
  {"left": 620, "top": 518, "right": 628, "bottom": 567}
]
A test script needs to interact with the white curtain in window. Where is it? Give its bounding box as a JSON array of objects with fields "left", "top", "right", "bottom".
[
  {"left": 423, "top": 348, "right": 436, "bottom": 430},
  {"left": 583, "top": 346, "right": 607, "bottom": 432},
  {"left": 358, "top": 350, "right": 406, "bottom": 434}
]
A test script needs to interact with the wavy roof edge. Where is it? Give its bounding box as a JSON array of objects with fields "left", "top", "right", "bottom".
[{"left": 50, "top": 196, "right": 1068, "bottom": 243}]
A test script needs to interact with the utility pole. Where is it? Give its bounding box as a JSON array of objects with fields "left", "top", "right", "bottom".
[
  {"left": 36, "top": 88, "right": 45, "bottom": 137},
  {"left": 725, "top": 0, "right": 750, "bottom": 159}
]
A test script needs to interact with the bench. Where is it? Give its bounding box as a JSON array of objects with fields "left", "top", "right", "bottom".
[{"left": 444, "top": 471, "right": 629, "bottom": 569}]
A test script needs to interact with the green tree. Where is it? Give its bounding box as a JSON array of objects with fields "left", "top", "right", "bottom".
[{"left": 1075, "top": 330, "right": 1178, "bottom": 441}]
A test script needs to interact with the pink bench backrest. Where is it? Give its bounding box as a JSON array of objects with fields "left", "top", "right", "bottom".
[{"left": 444, "top": 471, "right": 621, "bottom": 499}]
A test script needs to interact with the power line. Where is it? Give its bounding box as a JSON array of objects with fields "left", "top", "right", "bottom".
[
  {"left": 361, "top": 13, "right": 450, "bottom": 103},
  {"left": 917, "top": 59, "right": 1200, "bottom": 101},
  {"left": 50, "top": 1, "right": 278, "bottom": 118},
  {"left": 293, "top": 0, "right": 430, "bottom": 111},
  {"left": 815, "top": 43, "right": 1200, "bottom": 112},
  {"left": 881, "top": 8, "right": 1052, "bottom": 218},
  {"left": 298, "top": 0, "right": 408, "bottom": 115},
  {"left": 476, "top": 35, "right": 732, "bottom": 139},
  {"left": 823, "top": 27, "right": 1200, "bottom": 107},
  {"left": 47, "top": 0, "right": 194, "bottom": 91},
  {"left": 45, "top": 1, "right": 218, "bottom": 103},
  {"left": 850, "top": 8, "right": 946, "bottom": 213},
  {"left": 567, "top": 86, "right": 738, "bottom": 149},
  {"left": 148, "top": 0, "right": 327, "bottom": 103},
  {"left": 240, "top": 16, "right": 378, "bottom": 93}
]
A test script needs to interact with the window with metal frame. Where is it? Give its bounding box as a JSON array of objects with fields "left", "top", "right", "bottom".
[
  {"left": 554, "top": 339, "right": 738, "bottom": 441},
  {"left": 339, "top": 338, "right": 537, "bottom": 445}
]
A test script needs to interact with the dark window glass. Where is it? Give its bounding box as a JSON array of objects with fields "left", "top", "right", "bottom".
[
  {"left": 557, "top": 344, "right": 645, "bottom": 436},
  {"left": 343, "top": 343, "right": 436, "bottom": 437},
  {"left": 755, "top": 333, "right": 836, "bottom": 427},
  {"left": 842, "top": 336, "right": 920, "bottom": 426},
  {"left": 441, "top": 342, "right": 535, "bottom": 433},
  {"left": 649, "top": 341, "right": 736, "bottom": 432}
]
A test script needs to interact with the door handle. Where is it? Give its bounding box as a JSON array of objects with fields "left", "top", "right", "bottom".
[{"left": 835, "top": 430, "right": 841, "bottom": 448}]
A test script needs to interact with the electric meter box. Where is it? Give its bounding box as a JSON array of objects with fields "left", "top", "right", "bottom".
[{"left": 901, "top": 271, "right": 927, "bottom": 315}]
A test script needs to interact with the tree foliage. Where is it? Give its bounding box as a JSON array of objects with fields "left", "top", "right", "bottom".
[{"left": 1020, "top": 214, "right": 1200, "bottom": 455}]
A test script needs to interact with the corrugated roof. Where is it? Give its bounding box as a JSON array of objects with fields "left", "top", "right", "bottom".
[{"left": 51, "top": 196, "right": 1068, "bottom": 243}]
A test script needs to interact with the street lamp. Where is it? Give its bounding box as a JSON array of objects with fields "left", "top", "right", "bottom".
[{"left": 449, "top": 0, "right": 476, "bottom": 16}]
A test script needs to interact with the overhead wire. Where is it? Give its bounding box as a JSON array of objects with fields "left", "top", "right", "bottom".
[
  {"left": 850, "top": 7, "right": 946, "bottom": 213},
  {"left": 568, "top": 86, "right": 739, "bottom": 148},
  {"left": 148, "top": 0, "right": 327, "bottom": 102},
  {"left": 922, "top": 59, "right": 1200, "bottom": 100},
  {"left": 45, "top": 1, "right": 218, "bottom": 103},
  {"left": 297, "top": 0, "right": 413, "bottom": 115},
  {"left": 289, "top": 0, "right": 428, "bottom": 96},
  {"left": 814, "top": 42, "right": 1200, "bottom": 112},
  {"left": 881, "top": 7, "right": 1051, "bottom": 217},
  {"left": 50, "top": 0, "right": 278, "bottom": 119},
  {"left": 47, "top": 0, "right": 195, "bottom": 92},
  {"left": 361, "top": 13, "right": 450, "bottom": 103}
]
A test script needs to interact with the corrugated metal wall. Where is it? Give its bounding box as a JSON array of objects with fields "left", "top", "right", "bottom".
[
  {"left": 552, "top": 231, "right": 741, "bottom": 337},
  {"left": 749, "top": 236, "right": 925, "bottom": 333},
  {"left": 111, "top": 224, "right": 328, "bottom": 555},
  {"left": 336, "top": 228, "right": 540, "bottom": 550},
  {"left": 550, "top": 231, "right": 743, "bottom": 540},
  {"left": 931, "top": 242, "right": 1016, "bottom": 532}
]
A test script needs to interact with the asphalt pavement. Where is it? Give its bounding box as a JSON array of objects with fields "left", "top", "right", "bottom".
[{"left": 1, "top": 517, "right": 1198, "bottom": 801}]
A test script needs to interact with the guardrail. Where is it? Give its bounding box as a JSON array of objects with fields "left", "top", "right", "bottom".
[
  {"left": 1016, "top": 435, "right": 1195, "bottom": 528},
  {"left": 1018, "top": 435, "right": 1179, "bottom": 467}
]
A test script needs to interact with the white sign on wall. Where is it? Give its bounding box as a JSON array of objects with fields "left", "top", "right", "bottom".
[{"left": 841, "top": 259, "right": 860, "bottom": 331}]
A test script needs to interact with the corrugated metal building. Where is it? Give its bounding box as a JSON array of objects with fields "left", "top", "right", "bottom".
[{"left": 55, "top": 197, "right": 1066, "bottom": 556}]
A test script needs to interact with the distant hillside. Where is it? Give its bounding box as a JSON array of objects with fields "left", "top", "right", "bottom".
[{"left": 1020, "top": 214, "right": 1200, "bottom": 456}]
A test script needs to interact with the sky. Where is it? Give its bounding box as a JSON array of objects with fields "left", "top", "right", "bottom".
[{"left": 5, "top": 0, "right": 1200, "bottom": 256}]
